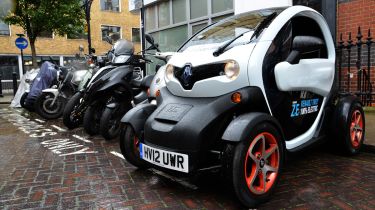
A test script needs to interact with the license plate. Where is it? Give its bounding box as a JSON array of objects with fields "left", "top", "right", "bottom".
[{"left": 140, "top": 143, "right": 189, "bottom": 173}]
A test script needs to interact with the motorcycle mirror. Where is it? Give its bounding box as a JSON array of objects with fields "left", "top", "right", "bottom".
[
  {"left": 105, "top": 36, "right": 113, "bottom": 45},
  {"left": 79, "top": 45, "right": 84, "bottom": 52},
  {"left": 145, "top": 34, "right": 155, "bottom": 45},
  {"left": 90, "top": 48, "right": 96, "bottom": 54}
]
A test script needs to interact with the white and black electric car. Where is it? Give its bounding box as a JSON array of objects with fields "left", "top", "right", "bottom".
[{"left": 119, "top": 6, "right": 365, "bottom": 207}]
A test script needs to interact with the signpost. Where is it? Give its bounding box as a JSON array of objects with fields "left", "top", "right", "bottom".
[{"left": 15, "top": 34, "right": 28, "bottom": 74}]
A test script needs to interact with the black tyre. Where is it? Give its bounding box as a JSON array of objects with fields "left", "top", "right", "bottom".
[
  {"left": 100, "top": 104, "right": 131, "bottom": 141},
  {"left": 120, "top": 125, "right": 148, "bottom": 168},
  {"left": 20, "top": 92, "right": 28, "bottom": 109},
  {"left": 83, "top": 104, "right": 103, "bottom": 136},
  {"left": 227, "top": 122, "right": 284, "bottom": 208},
  {"left": 63, "top": 92, "right": 83, "bottom": 129},
  {"left": 34, "top": 92, "right": 64, "bottom": 120},
  {"left": 336, "top": 102, "right": 365, "bottom": 155}
]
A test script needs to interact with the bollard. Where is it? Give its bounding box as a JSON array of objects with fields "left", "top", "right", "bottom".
[
  {"left": 0, "top": 73, "right": 3, "bottom": 97},
  {"left": 12, "top": 72, "right": 18, "bottom": 96}
]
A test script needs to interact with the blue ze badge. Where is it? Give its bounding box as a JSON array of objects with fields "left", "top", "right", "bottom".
[{"left": 291, "top": 99, "right": 319, "bottom": 117}]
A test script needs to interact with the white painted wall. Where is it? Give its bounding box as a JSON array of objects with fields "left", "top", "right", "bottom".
[{"left": 234, "top": 0, "right": 292, "bottom": 15}]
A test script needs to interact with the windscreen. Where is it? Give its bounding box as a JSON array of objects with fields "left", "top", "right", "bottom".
[{"left": 179, "top": 8, "right": 286, "bottom": 52}]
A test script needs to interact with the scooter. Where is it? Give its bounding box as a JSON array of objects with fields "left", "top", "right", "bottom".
[
  {"left": 119, "top": 6, "right": 365, "bottom": 208},
  {"left": 84, "top": 36, "right": 160, "bottom": 140},
  {"left": 33, "top": 56, "right": 96, "bottom": 119},
  {"left": 62, "top": 38, "right": 119, "bottom": 129}
]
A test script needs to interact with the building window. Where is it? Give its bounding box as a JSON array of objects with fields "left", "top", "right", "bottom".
[
  {"left": 145, "top": 6, "right": 156, "bottom": 30},
  {"left": 173, "top": 0, "right": 186, "bottom": 24},
  {"left": 67, "top": 30, "right": 88, "bottom": 40},
  {"left": 190, "top": 0, "right": 208, "bottom": 19},
  {"left": 0, "top": 21, "right": 10, "bottom": 36},
  {"left": 212, "top": 0, "right": 233, "bottom": 14},
  {"left": 158, "top": 1, "right": 170, "bottom": 28},
  {"left": 23, "top": 56, "right": 60, "bottom": 70},
  {"left": 100, "top": 0, "right": 120, "bottom": 12},
  {"left": 39, "top": 30, "right": 53, "bottom": 38},
  {"left": 101, "top": 25, "right": 121, "bottom": 41},
  {"left": 132, "top": 28, "right": 140, "bottom": 42}
]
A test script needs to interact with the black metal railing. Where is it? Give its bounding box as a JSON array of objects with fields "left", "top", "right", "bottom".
[{"left": 337, "top": 27, "right": 374, "bottom": 106}]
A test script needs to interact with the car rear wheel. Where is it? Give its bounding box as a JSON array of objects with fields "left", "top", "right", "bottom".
[{"left": 229, "top": 122, "right": 284, "bottom": 208}]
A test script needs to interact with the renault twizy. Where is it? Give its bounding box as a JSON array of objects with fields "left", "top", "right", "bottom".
[{"left": 120, "top": 6, "right": 365, "bottom": 207}]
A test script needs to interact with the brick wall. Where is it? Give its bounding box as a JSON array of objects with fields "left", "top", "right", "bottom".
[
  {"left": 0, "top": 0, "right": 140, "bottom": 56},
  {"left": 337, "top": 0, "right": 375, "bottom": 97}
]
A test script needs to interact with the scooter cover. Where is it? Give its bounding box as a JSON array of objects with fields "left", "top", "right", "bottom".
[{"left": 26, "top": 61, "right": 57, "bottom": 100}]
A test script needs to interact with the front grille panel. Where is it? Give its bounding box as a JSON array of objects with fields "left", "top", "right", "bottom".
[{"left": 174, "top": 63, "right": 225, "bottom": 90}]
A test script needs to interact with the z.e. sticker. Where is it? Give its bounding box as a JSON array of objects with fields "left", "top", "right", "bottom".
[{"left": 291, "top": 99, "right": 319, "bottom": 117}]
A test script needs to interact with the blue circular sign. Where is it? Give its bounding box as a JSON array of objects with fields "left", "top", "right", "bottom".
[{"left": 15, "top": 37, "right": 28, "bottom": 50}]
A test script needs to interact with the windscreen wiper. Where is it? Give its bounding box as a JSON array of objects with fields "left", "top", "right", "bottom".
[{"left": 213, "top": 12, "right": 277, "bottom": 57}]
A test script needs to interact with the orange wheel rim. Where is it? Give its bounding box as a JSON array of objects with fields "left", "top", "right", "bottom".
[
  {"left": 350, "top": 110, "right": 363, "bottom": 149},
  {"left": 244, "top": 132, "right": 279, "bottom": 195}
]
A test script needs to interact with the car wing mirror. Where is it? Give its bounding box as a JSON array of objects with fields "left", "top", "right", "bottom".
[{"left": 286, "top": 36, "right": 324, "bottom": 64}]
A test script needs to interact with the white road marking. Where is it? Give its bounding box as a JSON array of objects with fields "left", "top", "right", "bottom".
[
  {"left": 15, "top": 109, "right": 22, "bottom": 113},
  {"left": 72, "top": 134, "right": 93, "bottom": 143},
  {"left": 110, "top": 151, "right": 125, "bottom": 160},
  {"left": 34, "top": 119, "right": 45, "bottom": 123},
  {"left": 51, "top": 125, "right": 67, "bottom": 132}
]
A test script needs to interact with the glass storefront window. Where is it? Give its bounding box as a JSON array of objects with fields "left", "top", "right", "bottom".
[
  {"left": 23, "top": 56, "right": 60, "bottom": 71},
  {"left": 192, "top": 22, "right": 208, "bottom": 35},
  {"left": 212, "top": 0, "right": 233, "bottom": 14},
  {"left": 145, "top": 6, "right": 156, "bottom": 30},
  {"left": 293, "top": 0, "right": 322, "bottom": 12},
  {"left": 0, "top": 56, "right": 19, "bottom": 79},
  {"left": 190, "top": 0, "right": 208, "bottom": 19},
  {"left": 101, "top": 25, "right": 121, "bottom": 41},
  {"left": 100, "top": 0, "right": 120, "bottom": 12},
  {"left": 0, "top": 21, "right": 10, "bottom": 36},
  {"left": 173, "top": 0, "right": 186, "bottom": 24},
  {"left": 158, "top": 1, "right": 170, "bottom": 28}
]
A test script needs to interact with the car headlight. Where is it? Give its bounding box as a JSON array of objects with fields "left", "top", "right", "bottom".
[
  {"left": 224, "top": 60, "right": 240, "bottom": 80},
  {"left": 166, "top": 64, "right": 174, "bottom": 80}
]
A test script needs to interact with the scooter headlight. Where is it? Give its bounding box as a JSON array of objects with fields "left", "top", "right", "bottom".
[
  {"left": 224, "top": 60, "right": 240, "bottom": 80},
  {"left": 166, "top": 64, "right": 174, "bottom": 80}
]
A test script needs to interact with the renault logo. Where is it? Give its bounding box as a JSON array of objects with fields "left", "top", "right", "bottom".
[{"left": 182, "top": 64, "right": 192, "bottom": 86}]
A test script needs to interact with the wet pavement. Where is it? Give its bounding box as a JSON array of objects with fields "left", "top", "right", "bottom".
[{"left": 0, "top": 106, "right": 374, "bottom": 210}]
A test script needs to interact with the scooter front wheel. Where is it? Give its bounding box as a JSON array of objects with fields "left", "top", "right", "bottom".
[
  {"left": 63, "top": 92, "right": 83, "bottom": 129},
  {"left": 83, "top": 104, "right": 102, "bottom": 136},
  {"left": 34, "top": 92, "right": 64, "bottom": 120},
  {"left": 120, "top": 125, "right": 149, "bottom": 169},
  {"left": 229, "top": 122, "right": 284, "bottom": 208},
  {"left": 100, "top": 104, "right": 131, "bottom": 141}
]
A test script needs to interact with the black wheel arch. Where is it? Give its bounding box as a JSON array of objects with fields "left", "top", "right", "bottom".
[
  {"left": 120, "top": 103, "right": 157, "bottom": 137},
  {"left": 222, "top": 112, "right": 285, "bottom": 145}
]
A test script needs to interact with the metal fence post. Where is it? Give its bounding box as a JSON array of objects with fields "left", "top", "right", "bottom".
[
  {"left": 347, "top": 32, "right": 353, "bottom": 93},
  {"left": 366, "top": 29, "right": 373, "bottom": 105},
  {"left": 0, "top": 73, "right": 3, "bottom": 97},
  {"left": 12, "top": 71, "right": 18, "bottom": 96}
]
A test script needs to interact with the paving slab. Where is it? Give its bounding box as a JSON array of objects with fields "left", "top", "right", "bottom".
[{"left": 0, "top": 107, "right": 374, "bottom": 210}]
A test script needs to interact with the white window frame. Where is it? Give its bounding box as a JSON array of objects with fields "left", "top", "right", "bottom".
[
  {"left": 0, "top": 23, "right": 11, "bottom": 36},
  {"left": 100, "top": 0, "right": 121, "bottom": 12},
  {"left": 101, "top": 24, "right": 122, "bottom": 41}
]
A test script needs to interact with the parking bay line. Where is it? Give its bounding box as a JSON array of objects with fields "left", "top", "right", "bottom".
[
  {"left": 110, "top": 151, "right": 125, "bottom": 160},
  {"left": 51, "top": 125, "right": 67, "bottom": 132},
  {"left": 72, "top": 134, "right": 93, "bottom": 143},
  {"left": 34, "top": 119, "right": 45, "bottom": 123}
]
